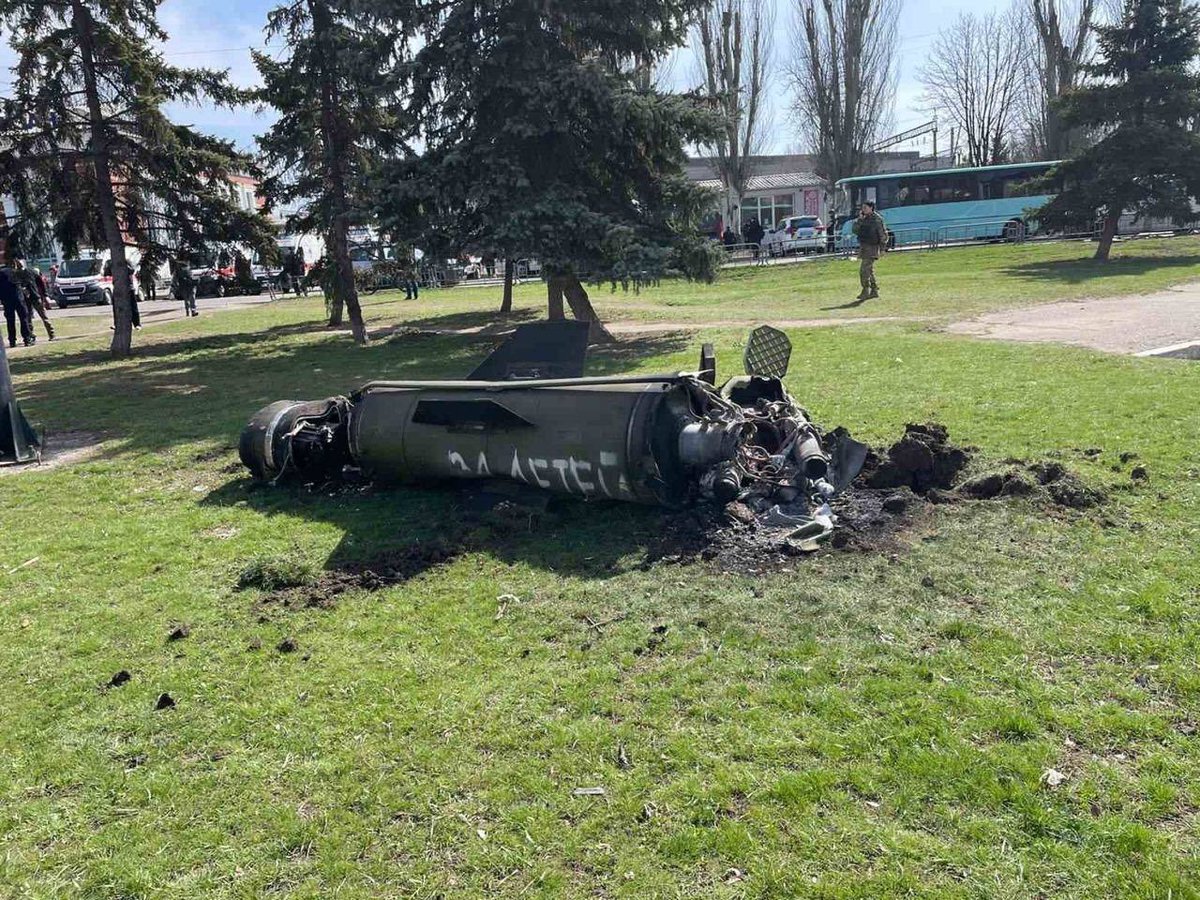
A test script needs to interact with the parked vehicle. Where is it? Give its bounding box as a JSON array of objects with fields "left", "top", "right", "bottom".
[
  {"left": 56, "top": 249, "right": 141, "bottom": 308},
  {"left": 761, "top": 216, "right": 828, "bottom": 257}
]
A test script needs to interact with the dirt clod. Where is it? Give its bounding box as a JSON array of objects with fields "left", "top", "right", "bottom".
[
  {"left": 1000, "top": 473, "right": 1036, "bottom": 497},
  {"left": 960, "top": 473, "right": 1007, "bottom": 500},
  {"left": 1031, "top": 461, "right": 1068, "bottom": 485},
  {"left": 154, "top": 692, "right": 176, "bottom": 710},
  {"left": 1047, "top": 477, "right": 1105, "bottom": 510},
  {"left": 166, "top": 625, "right": 190, "bottom": 643},
  {"left": 881, "top": 492, "right": 912, "bottom": 515},
  {"left": 865, "top": 423, "right": 971, "bottom": 494},
  {"left": 1131, "top": 466, "right": 1149, "bottom": 482},
  {"left": 277, "top": 637, "right": 299, "bottom": 653},
  {"left": 107, "top": 670, "right": 131, "bottom": 688}
]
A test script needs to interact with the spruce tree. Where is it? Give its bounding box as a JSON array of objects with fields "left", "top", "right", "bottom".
[
  {"left": 379, "top": 0, "right": 721, "bottom": 340},
  {"left": 1037, "top": 0, "right": 1200, "bottom": 260},
  {"left": 254, "top": 0, "right": 408, "bottom": 345},
  {"left": 0, "top": 0, "right": 274, "bottom": 356}
]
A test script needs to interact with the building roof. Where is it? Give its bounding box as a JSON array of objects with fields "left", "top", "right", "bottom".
[{"left": 696, "top": 172, "right": 827, "bottom": 193}]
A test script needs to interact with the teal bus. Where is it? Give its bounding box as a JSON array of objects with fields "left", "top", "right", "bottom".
[{"left": 834, "top": 161, "right": 1062, "bottom": 248}]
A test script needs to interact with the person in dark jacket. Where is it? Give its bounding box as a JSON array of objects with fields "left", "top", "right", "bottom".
[
  {"left": 851, "top": 201, "right": 888, "bottom": 301},
  {"left": 0, "top": 266, "right": 34, "bottom": 347},
  {"left": 289, "top": 248, "right": 309, "bottom": 296},
  {"left": 111, "top": 266, "right": 141, "bottom": 329},
  {"left": 139, "top": 255, "right": 158, "bottom": 303},
  {"left": 744, "top": 218, "right": 765, "bottom": 256},
  {"left": 172, "top": 259, "right": 198, "bottom": 317},
  {"left": 14, "top": 261, "right": 54, "bottom": 340}
]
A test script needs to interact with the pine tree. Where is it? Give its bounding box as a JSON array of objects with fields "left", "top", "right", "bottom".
[
  {"left": 0, "top": 0, "right": 274, "bottom": 356},
  {"left": 379, "top": 0, "right": 721, "bottom": 341},
  {"left": 254, "top": 0, "right": 409, "bottom": 345},
  {"left": 1037, "top": 0, "right": 1200, "bottom": 260}
]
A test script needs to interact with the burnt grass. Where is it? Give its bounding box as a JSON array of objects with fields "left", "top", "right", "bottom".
[{"left": 242, "top": 422, "right": 1109, "bottom": 603}]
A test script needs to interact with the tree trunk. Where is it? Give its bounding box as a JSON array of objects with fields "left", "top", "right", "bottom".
[
  {"left": 499, "top": 257, "right": 514, "bottom": 314},
  {"left": 546, "top": 278, "right": 565, "bottom": 320},
  {"left": 1095, "top": 214, "right": 1119, "bottom": 261},
  {"left": 312, "top": 0, "right": 367, "bottom": 344},
  {"left": 548, "top": 274, "right": 614, "bottom": 343},
  {"left": 72, "top": 0, "right": 135, "bottom": 357},
  {"left": 327, "top": 220, "right": 367, "bottom": 342}
]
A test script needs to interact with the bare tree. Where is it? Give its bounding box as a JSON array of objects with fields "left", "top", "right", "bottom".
[
  {"left": 694, "top": 0, "right": 774, "bottom": 229},
  {"left": 920, "top": 9, "right": 1029, "bottom": 167},
  {"left": 1021, "top": 0, "right": 1099, "bottom": 159},
  {"left": 789, "top": 0, "right": 901, "bottom": 184}
]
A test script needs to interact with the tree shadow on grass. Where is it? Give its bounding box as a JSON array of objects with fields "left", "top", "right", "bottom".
[
  {"left": 398, "top": 307, "right": 541, "bottom": 332},
  {"left": 202, "top": 474, "right": 671, "bottom": 583},
  {"left": 1000, "top": 253, "right": 1200, "bottom": 286},
  {"left": 12, "top": 326, "right": 697, "bottom": 461}
]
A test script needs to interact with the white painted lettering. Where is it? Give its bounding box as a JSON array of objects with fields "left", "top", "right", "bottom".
[
  {"left": 527, "top": 458, "right": 551, "bottom": 488},
  {"left": 569, "top": 457, "right": 595, "bottom": 493},
  {"left": 551, "top": 459, "right": 572, "bottom": 492}
]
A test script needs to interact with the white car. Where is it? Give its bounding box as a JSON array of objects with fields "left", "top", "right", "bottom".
[
  {"left": 762, "top": 216, "right": 828, "bottom": 257},
  {"left": 56, "top": 249, "right": 141, "bottom": 308}
]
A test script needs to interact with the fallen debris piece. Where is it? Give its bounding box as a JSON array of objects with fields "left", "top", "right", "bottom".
[
  {"left": 572, "top": 786, "right": 606, "bottom": 796},
  {"left": 4, "top": 556, "right": 39, "bottom": 576},
  {"left": 154, "top": 692, "right": 176, "bottom": 711},
  {"left": 166, "top": 625, "right": 191, "bottom": 643},
  {"left": 1041, "top": 768, "right": 1067, "bottom": 789},
  {"left": 107, "top": 670, "right": 131, "bottom": 688},
  {"left": 616, "top": 743, "right": 632, "bottom": 770},
  {"left": 495, "top": 593, "right": 518, "bottom": 621}
]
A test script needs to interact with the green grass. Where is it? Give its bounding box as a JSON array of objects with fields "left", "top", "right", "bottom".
[
  {"left": 387, "top": 234, "right": 1200, "bottom": 327},
  {"left": 2, "top": 245, "right": 1199, "bottom": 898},
  {"left": 24, "top": 234, "right": 1200, "bottom": 354}
]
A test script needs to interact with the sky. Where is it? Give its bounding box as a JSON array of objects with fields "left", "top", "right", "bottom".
[{"left": 0, "top": 0, "right": 1012, "bottom": 158}]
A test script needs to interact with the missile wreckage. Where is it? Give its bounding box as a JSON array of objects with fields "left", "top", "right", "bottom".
[{"left": 239, "top": 323, "right": 867, "bottom": 547}]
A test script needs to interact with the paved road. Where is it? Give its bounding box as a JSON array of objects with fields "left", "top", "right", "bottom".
[{"left": 944, "top": 282, "right": 1200, "bottom": 356}]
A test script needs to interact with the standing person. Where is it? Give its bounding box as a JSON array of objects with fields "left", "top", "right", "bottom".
[
  {"left": 0, "top": 266, "right": 34, "bottom": 347},
  {"left": 745, "top": 218, "right": 765, "bottom": 258},
  {"left": 46, "top": 263, "right": 61, "bottom": 305},
  {"left": 139, "top": 255, "right": 157, "bottom": 303},
  {"left": 851, "top": 201, "right": 888, "bottom": 301},
  {"left": 290, "top": 247, "right": 309, "bottom": 296},
  {"left": 13, "top": 260, "right": 52, "bottom": 341},
  {"left": 111, "top": 267, "right": 141, "bottom": 330},
  {"left": 172, "top": 258, "right": 198, "bottom": 317}
]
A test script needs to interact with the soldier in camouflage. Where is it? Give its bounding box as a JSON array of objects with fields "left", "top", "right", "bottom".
[{"left": 851, "top": 200, "right": 888, "bottom": 301}]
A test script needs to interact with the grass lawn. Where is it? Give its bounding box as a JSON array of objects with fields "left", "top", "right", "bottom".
[
  {"left": 1, "top": 244, "right": 1199, "bottom": 897},
  {"left": 379, "top": 234, "right": 1200, "bottom": 328}
]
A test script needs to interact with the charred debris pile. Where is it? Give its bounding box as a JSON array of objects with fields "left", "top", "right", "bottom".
[{"left": 239, "top": 323, "right": 1105, "bottom": 564}]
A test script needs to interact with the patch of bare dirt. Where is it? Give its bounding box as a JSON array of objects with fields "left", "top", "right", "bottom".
[
  {"left": 0, "top": 431, "right": 107, "bottom": 476},
  {"left": 252, "top": 541, "right": 462, "bottom": 609},
  {"left": 645, "top": 422, "right": 1109, "bottom": 574}
]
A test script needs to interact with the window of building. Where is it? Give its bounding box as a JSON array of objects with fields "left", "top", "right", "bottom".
[{"left": 741, "top": 193, "right": 795, "bottom": 231}]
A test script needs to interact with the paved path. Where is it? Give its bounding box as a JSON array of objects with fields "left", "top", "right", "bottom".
[{"left": 945, "top": 282, "right": 1200, "bottom": 355}]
